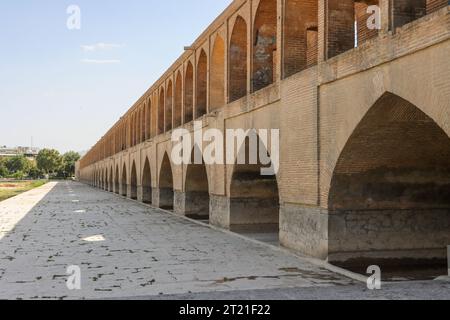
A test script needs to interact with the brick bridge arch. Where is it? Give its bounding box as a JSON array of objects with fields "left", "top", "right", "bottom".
[{"left": 326, "top": 92, "right": 450, "bottom": 269}]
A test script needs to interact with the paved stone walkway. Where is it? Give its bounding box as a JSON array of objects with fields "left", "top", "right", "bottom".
[{"left": 0, "top": 182, "right": 355, "bottom": 300}]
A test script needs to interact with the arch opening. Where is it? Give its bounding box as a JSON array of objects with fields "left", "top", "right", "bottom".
[
  {"left": 210, "top": 36, "right": 225, "bottom": 111},
  {"left": 252, "top": 0, "right": 277, "bottom": 92},
  {"left": 158, "top": 89, "right": 165, "bottom": 134},
  {"left": 159, "top": 153, "right": 174, "bottom": 210},
  {"left": 184, "top": 62, "right": 194, "bottom": 123},
  {"left": 196, "top": 50, "right": 208, "bottom": 118},
  {"left": 328, "top": 93, "right": 450, "bottom": 279},
  {"left": 166, "top": 81, "right": 173, "bottom": 131},
  {"left": 230, "top": 136, "right": 280, "bottom": 245},
  {"left": 174, "top": 72, "right": 183, "bottom": 128},
  {"left": 130, "top": 162, "right": 138, "bottom": 200},
  {"left": 325, "top": 0, "right": 380, "bottom": 59},
  {"left": 115, "top": 166, "right": 120, "bottom": 194},
  {"left": 185, "top": 147, "right": 210, "bottom": 221},
  {"left": 109, "top": 168, "right": 113, "bottom": 192},
  {"left": 142, "top": 158, "right": 152, "bottom": 204},
  {"left": 283, "top": 0, "right": 318, "bottom": 78},
  {"left": 229, "top": 16, "right": 248, "bottom": 102},
  {"left": 392, "top": 0, "right": 447, "bottom": 30},
  {"left": 121, "top": 164, "right": 127, "bottom": 197}
]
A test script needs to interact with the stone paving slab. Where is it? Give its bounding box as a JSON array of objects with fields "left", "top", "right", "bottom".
[
  {"left": 0, "top": 182, "right": 354, "bottom": 300},
  {"left": 126, "top": 280, "right": 450, "bottom": 300}
]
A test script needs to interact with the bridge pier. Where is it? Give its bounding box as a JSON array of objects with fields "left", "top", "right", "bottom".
[
  {"left": 137, "top": 185, "right": 143, "bottom": 202},
  {"left": 279, "top": 204, "right": 329, "bottom": 260},
  {"left": 210, "top": 195, "right": 230, "bottom": 229}
]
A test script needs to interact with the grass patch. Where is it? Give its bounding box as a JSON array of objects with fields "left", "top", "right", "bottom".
[{"left": 0, "top": 180, "right": 48, "bottom": 202}]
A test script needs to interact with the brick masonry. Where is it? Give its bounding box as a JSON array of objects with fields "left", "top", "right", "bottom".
[{"left": 77, "top": 2, "right": 450, "bottom": 266}]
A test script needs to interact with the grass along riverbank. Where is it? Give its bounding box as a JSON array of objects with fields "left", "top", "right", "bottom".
[{"left": 0, "top": 180, "right": 48, "bottom": 202}]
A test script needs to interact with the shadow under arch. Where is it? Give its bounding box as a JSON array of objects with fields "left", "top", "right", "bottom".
[
  {"left": 327, "top": 92, "right": 450, "bottom": 278},
  {"left": 184, "top": 145, "right": 210, "bottom": 221},
  {"left": 158, "top": 152, "right": 174, "bottom": 210},
  {"left": 109, "top": 167, "right": 113, "bottom": 192},
  {"left": 114, "top": 165, "right": 120, "bottom": 194},
  {"left": 121, "top": 163, "right": 127, "bottom": 197},
  {"left": 130, "top": 161, "right": 138, "bottom": 200},
  {"left": 142, "top": 157, "right": 152, "bottom": 204},
  {"left": 229, "top": 132, "right": 280, "bottom": 245}
]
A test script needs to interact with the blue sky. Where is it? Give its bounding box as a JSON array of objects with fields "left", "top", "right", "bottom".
[{"left": 0, "top": 0, "right": 232, "bottom": 154}]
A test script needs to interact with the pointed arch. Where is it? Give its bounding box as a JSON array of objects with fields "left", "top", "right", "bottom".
[
  {"left": 229, "top": 16, "right": 248, "bottom": 102},
  {"left": 121, "top": 163, "right": 127, "bottom": 196},
  {"left": 252, "top": 0, "right": 277, "bottom": 92},
  {"left": 327, "top": 92, "right": 450, "bottom": 271},
  {"left": 158, "top": 88, "right": 165, "bottom": 134},
  {"left": 109, "top": 166, "right": 113, "bottom": 192},
  {"left": 142, "top": 157, "right": 152, "bottom": 203},
  {"left": 158, "top": 153, "right": 174, "bottom": 210},
  {"left": 210, "top": 35, "right": 225, "bottom": 111},
  {"left": 196, "top": 50, "right": 208, "bottom": 118},
  {"left": 130, "top": 161, "right": 137, "bottom": 200},
  {"left": 146, "top": 99, "right": 152, "bottom": 139},
  {"left": 184, "top": 61, "right": 194, "bottom": 123},
  {"left": 229, "top": 133, "right": 280, "bottom": 244},
  {"left": 166, "top": 80, "right": 173, "bottom": 131},
  {"left": 184, "top": 145, "right": 210, "bottom": 221},
  {"left": 115, "top": 165, "right": 120, "bottom": 194},
  {"left": 174, "top": 71, "right": 183, "bottom": 128}
]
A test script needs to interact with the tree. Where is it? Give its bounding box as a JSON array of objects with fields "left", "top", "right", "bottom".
[
  {"left": 36, "top": 149, "right": 62, "bottom": 174},
  {"left": 5, "top": 155, "right": 32, "bottom": 175},
  {"left": 28, "top": 166, "right": 44, "bottom": 180},
  {"left": 62, "top": 151, "right": 81, "bottom": 177},
  {"left": 0, "top": 158, "right": 9, "bottom": 177}
]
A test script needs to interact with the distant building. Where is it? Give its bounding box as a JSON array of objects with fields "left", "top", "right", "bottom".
[{"left": 0, "top": 146, "right": 40, "bottom": 159}]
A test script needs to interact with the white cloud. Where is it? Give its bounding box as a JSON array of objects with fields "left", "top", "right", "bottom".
[
  {"left": 81, "top": 42, "right": 124, "bottom": 52},
  {"left": 81, "top": 59, "right": 121, "bottom": 64}
]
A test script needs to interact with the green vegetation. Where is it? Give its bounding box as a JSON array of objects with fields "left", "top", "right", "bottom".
[
  {"left": 0, "top": 180, "right": 47, "bottom": 202},
  {"left": 0, "top": 149, "right": 80, "bottom": 180}
]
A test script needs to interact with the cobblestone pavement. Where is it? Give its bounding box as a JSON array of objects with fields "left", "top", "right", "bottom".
[{"left": 0, "top": 181, "right": 356, "bottom": 300}]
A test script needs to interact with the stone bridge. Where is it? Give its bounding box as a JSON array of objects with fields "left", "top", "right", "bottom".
[{"left": 77, "top": 1, "right": 450, "bottom": 270}]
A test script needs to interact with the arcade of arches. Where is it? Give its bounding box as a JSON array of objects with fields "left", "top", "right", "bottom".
[{"left": 78, "top": 1, "right": 450, "bottom": 277}]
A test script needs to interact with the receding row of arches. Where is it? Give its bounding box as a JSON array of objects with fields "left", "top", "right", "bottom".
[
  {"left": 80, "top": 0, "right": 447, "bottom": 170},
  {"left": 90, "top": 92, "right": 450, "bottom": 277}
]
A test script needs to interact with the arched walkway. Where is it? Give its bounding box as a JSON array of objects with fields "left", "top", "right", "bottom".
[
  {"left": 327, "top": 92, "right": 450, "bottom": 275},
  {"left": 158, "top": 153, "right": 174, "bottom": 210},
  {"left": 229, "top": 134, "right": 280, "bottom": 244},
  {"left": 109, "top": 167, "right": 113, "bottom": 192},
  {"left": 142, "top": 158, "right": 152, "bottom": 204}
]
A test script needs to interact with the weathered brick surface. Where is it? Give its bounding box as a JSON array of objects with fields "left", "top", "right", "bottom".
[{"left": 77, "top": 3, "right": 450, "bottom": 262}]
